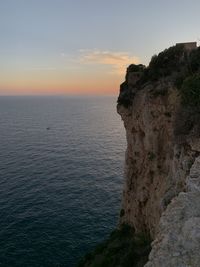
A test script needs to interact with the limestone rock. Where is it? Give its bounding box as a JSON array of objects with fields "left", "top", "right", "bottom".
[
  {"left": 117, "top": 60, "right": 200, "bottom": 266},
  {"left": 145, "top": 156, "right": 200, "bottom": 267}
]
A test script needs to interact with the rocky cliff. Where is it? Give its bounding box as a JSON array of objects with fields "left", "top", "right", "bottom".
[
  {"left": 117, "top": 44, "right": 200, "bottom": 266},
  {"left": 78, "top": 44, "right": 200, "bottom": 267}
]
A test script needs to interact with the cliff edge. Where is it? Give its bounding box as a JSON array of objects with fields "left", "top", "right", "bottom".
[
  {"left": 117, "top": 43, "right": 200, "bottom": 266},
  {"left": 77, "top": 43, "right": 200, "bottom": 267}
]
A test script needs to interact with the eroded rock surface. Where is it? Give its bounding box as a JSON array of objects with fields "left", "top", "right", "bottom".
[
  {"left": 117, "top": 47, "right": 200, "bottom": 266},
  {"left": 117, "top": 83, "right": 198, "bottom": 238},
  {"left": 145, "top": 156, "right": 200, "bottom": 267}
]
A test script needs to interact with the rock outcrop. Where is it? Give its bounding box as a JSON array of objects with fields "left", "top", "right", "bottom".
[
  {"left": 117, "top": 44, "right": 200, "bottom": 266},
  {"left": 77, "top": 44, "right": 200, "bottom": 267}
]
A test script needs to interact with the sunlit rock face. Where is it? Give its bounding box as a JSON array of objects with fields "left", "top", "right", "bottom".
[
  {"left": 117, "top": 60, "right": 200, "bottom": 266},
  {"left": 146, "top": 156, "right": 200, "bottom": 266}
]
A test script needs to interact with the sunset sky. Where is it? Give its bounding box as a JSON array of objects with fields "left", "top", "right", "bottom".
[{"left": 1, "top": 0, "right": 200, "bottom": 95}]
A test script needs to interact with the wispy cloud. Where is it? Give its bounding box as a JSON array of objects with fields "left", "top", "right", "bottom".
[
  {"left": 28, "top": 67, "right": 56, "bottom": 71},
  {"left": 60, "top": 53, "right": 67, "bottom": 57},
  {"left": 60, "top": 52, "right": 71, "bottom": 58},
  {"left": 79, "top": 49, "right": 139, "bottom": 74}
]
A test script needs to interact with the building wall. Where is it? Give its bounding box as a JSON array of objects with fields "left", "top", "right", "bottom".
[{"left": 176, "top": 42, "right": 197, "bottom": 50}]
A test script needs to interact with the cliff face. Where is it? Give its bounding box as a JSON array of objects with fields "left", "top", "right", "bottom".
[
  {"left": 117, "top": 45, "right": 200, "bottom": 266},
  {"left": 78, "top": 45, "right": 200, "bottom": 267}
]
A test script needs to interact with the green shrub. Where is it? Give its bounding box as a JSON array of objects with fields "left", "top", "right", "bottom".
[
  {"left": 117, "top": 97, "right": 132, "bottom": 107},
  {"left": 148, "top": 152, "right": 156, "bottom": 161},
  {"left": 127, "top": 64, "right": 145, "bottom": 73},
  {"left": 77, "top": 224, "right": 151, "bottom": 267},
  {"left": 117, "top": 81, "right": 133, "bottom": 107},
  {"left": 189, "top": 47, "right": 200, "bottom": 72},
  {"left": 146, "top": 44, "right": 185, "bottom": 81},
  {"left": 175, "top": 74, "right": 185, "bottom": 89},
  {"left": 181, "top": 74, "right": 200, "bottom": 106}
]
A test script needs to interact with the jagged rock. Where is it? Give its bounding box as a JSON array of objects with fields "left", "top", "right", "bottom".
[
  {"left": 145, "top": 156, "right": 200, "bottom": 267},
  {"left": 77, "top": 44, "right": 200, "bottom": 267},
  {"left": 117, "top": 46, "right": 200, "bottom": 266}
]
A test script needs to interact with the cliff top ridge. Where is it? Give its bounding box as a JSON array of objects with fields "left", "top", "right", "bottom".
[{"left": 118, "top": 43, "right": 200, "bottom": 108}]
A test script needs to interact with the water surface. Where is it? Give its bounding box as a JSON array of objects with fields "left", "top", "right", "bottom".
[{"left": 0, "top": 96, "right": 126, "bottom": 267}]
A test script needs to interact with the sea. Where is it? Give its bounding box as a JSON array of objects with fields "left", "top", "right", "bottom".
[{"left": 0, "top": 96, "right": 126, "bottom": 267}]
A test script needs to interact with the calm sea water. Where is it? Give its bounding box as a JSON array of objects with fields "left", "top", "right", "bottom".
[{"left": 0, "top": 96, "right": 126, "bottom": 267}]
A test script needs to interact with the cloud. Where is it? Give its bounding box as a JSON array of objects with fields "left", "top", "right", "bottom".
[
  {"left": 28, "top": 67, "right": 56, "bottom": 71},
  {"left": 79, "top": 49, "right": 139, "bottom": 74},
  {"left": 60, "top": 53, "right": 67, "bottom": 57},
  {"left": 60, "top": 52, "right": 72, "bottom": 58}
]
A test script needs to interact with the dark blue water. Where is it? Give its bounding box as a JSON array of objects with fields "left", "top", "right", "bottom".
[{"left": 0, "top": 96, "right": 126, "bottom": 267}]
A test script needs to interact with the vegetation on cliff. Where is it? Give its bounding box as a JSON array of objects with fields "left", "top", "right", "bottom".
[
  {"left": 118, "top": 45, "right": 200, "bottom": 108},
  {"left": 143, "top": 44, "right": 185, "bottom": 81},
  {"left": 181, "top": 74, "right": 200, "bottom": 106},
  {"left": 77, "top": 224, "right": 151, "bottom": 267}
]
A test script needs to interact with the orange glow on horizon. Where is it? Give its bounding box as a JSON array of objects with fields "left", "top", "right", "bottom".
[{"left": 0, "top": 69, "right": 124, "bottom": 96}]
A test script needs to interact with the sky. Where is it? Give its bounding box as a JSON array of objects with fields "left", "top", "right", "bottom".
[{"left": 1, "top": 0, "right": 200, "bottom": 95}]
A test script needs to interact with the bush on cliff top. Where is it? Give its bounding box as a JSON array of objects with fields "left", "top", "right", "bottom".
[
  {"left": 127, "top": 64, "right": 146, "bottom": 73},
  {"left": 145, "top": 44, "right": 185, "bottom": 81},
  {"left": 117, "top": 44, "right": 200, "bottom": 108}
]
